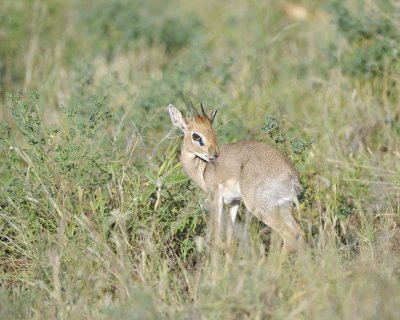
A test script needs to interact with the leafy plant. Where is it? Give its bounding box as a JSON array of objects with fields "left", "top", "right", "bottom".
[
  {"left": 78, "top": 0, "right": 201, "bottom": 56},
  {"left": 261, "top": 114, "right": 313, "bottom": 163},
  {"left": 327, "top": 0, "right": 400, "bottom": 80}
]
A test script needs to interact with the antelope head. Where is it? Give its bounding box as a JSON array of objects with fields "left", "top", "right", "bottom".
[{"left": 168, "top": 102, "right": 219, "bottom": 162}]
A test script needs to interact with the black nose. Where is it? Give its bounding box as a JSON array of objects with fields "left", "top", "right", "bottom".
[{"left": 209, "top": 154, "right": 218, "bottom": 161}]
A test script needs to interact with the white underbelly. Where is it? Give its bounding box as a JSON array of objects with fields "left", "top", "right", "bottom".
[{"left": 221, "top": 179, "right": 242, "bottom": 205}]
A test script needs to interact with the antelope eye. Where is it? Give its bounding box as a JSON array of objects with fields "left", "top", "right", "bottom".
[{"left": 192, "top": 133, "right": 201, "bottom": 141}]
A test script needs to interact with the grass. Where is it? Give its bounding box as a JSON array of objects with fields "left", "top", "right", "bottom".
[{"left": 1, "top": 0, "right": 400, "bottom": 318}]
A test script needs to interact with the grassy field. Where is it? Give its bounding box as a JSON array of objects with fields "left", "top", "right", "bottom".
[{"left": 1, "top": 0, "right": 400, "bottom": 319}]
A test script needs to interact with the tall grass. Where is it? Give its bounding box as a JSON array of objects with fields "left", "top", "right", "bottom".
[{"left": 1, "top": 0, "right": 399, "bottom": 318}]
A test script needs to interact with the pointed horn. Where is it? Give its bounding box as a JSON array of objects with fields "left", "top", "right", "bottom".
[
  {"left": 189, "top": 100, "right": 199, "bottom": 117},
  {"left": 200, "top": 103, "right": 208, "bottom": 118}
]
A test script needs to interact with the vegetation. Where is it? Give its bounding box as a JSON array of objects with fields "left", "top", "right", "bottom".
[{"left": 1, "top": 0, "right": 399, "bottom": 318}]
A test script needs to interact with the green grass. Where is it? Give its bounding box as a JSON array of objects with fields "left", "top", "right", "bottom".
[{"left": 1, "top": 0, "right": 400, "bottom": 318}]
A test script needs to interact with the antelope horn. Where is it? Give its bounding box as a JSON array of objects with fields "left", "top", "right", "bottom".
[
  {"left": 189, "top": 100, "right": 199, "bottom": 117},
  {"left": 200, "top": 103, "right": 208, "bottom": 118}
]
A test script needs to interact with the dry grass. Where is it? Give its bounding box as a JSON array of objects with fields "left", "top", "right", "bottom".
[{"left": 1, "top": 0, "right": 399, "bottom": 319}]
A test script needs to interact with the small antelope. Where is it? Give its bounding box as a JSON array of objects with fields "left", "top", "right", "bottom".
[{"left": 168, "top": 103, "right": 303, "bottom": 252}]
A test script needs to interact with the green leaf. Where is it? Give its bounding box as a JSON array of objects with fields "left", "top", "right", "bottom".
[
  {"left": 142, "top": 185, "right": 157, "bottom": 202},
  {"left": 145, "top": 171, "right": 158, "bottom": 185},
  {"left": 160, "top": 189, "right": 169, "bottom": 198},
  {"left": 164, "top": 174, "right": 188, "bottom": 185}
]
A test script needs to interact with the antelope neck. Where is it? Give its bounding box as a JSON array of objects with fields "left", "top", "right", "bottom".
[{"left": 180, "top": 147, "right": 208, "bottom": 192}]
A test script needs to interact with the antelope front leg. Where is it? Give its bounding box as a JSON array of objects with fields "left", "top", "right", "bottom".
[
  {"left": 227, "top": 202, "right": 239, "bottom": 246},
  {"left": 209, "top": 185, "right": 224, "bottom": 245}
]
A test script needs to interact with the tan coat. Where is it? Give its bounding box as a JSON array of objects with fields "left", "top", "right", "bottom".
[{"left": 169, "top": 104, "right": 303, "bottom": 252}]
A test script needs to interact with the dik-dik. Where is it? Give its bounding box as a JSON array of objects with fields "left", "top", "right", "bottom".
[{"left": 168, "top": 103, "right": 303, "bottom": 252}]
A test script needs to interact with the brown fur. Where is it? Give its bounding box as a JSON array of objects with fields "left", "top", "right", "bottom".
[{"left": 169, "top": 104, "right": 303, "bottom": 252}]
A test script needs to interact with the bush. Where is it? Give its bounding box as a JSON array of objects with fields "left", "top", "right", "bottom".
[
  {"left": 78, "top": 0, "right": 202, "bottom": 57},
  {"left": 327, "top": 0, "right": 400, "bottom": 80}
]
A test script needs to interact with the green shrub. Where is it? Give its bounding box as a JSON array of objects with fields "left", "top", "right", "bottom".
[
  {"left": 0, "top": 92, "right": 203, "bottom": 266},
  {"left": 78, "top": 0, "right": 201, "bottom": 57},
  {"left": 261, "top": 114, "right": 313, "bottom": 164},
  {"left": 327, "top": 0, "right": 400, "bottom": 80}
]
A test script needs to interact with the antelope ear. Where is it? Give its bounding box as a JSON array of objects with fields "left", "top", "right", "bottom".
[
  {"left": 210, "top": 108, "right": 218, "bottom": 123},
  {"left": 168, "top": 104, "right": 187, "bottom": 132}
]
